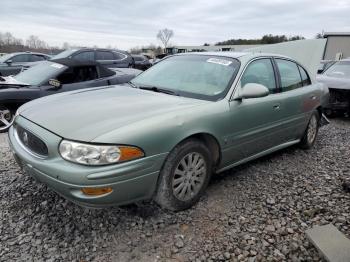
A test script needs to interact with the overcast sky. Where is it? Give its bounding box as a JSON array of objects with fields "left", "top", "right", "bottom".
[{"left": 1, "top": 0, "right": 349, "bottom": 50}]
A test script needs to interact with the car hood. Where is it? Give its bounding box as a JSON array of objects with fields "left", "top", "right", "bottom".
[
  {"left": 19, "top": 85, "right": 207, "bottom": 141},
  {"left": 0, "top": 76, "right": 30, "bottom": 88},
  {"left": 316, "top": 74, "right": 350, "bottom": 90}
]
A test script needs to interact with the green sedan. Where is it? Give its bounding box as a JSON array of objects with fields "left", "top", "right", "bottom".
[{"left": 8, "top": 52, "right": 328, "bottom": 211}]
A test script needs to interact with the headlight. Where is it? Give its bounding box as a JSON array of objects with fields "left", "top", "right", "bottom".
[{"left": 59, "top": 140, "right": 144, "bottom": 165}]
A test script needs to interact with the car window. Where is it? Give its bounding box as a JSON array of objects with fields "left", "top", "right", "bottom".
[
  {"left": 276, "top": 59, "right": 303, "bottom": 92},
  {"left": 134, "top": 56, "right": 143, "bottom": 62},
  {"left": 298, "top": 65, "right": 311, "bottom": 86},
  {"left": 31, "top": 55, "right": 46, "bottom": 62},
  {"left": 132, "top": 55, "right": 240, "bottom": 101},
  {"left": 114, "top": 52, "right": 127, "bottom": 60},
  {"left": 73, "top": 51, "right": 95, "bottom": 61},
  {"left": 57, "top": 66, "right": 98, "bottom": 84},
  {"left": 11, "top": 54, "right": 31, "bottom": 63},
  {"left": 324, "top": 61, "right": 350, "bottom": 79},
  {"left": 96, "top": 51, "right": 114, "bottom": 60},
  {"left": 240, "top": 58, "right": 276, "bottom": 93}
]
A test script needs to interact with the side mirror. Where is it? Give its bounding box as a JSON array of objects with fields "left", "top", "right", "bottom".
[
  {"left": 235, "top": 83, "right": 269, "bottom": 100},
  {"left": 6, "top": 59, "right": 12, "bottom": 65},
  {"left": 48, "top": 79, "right": 62, "bottom": 89}
]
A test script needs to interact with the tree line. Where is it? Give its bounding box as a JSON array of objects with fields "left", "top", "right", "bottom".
[
  {"left": 215, "top": 34, "right": 305, "bottom": 46},
  {"left": 0, "top": 32, "right": 64, "bottom": 54}
]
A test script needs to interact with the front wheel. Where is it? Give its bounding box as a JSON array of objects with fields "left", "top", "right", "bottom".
[
  {"left": 299, "top": 111, "right": 320, "bottom": 149},
  {"left": 0, "top": 105, "right": 15, "bottom": 133},
  {"left": 154, "top": 139, "right": 212, "bottom": 211}
]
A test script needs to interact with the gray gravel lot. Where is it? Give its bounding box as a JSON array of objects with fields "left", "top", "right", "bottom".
[{"left": 0, "top": 118, "right": 350, "bottom": 262}]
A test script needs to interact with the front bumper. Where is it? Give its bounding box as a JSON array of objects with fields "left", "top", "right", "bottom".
[{"left": 8, "top": 116, "right": 167, "bottom": 207}]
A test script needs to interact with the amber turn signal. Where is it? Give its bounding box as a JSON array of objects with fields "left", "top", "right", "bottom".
[
  {"left": 81, "top": 187, "right": 113, "bottom": 196},
  {"left": 119, "top": 146, "right": 144, "bottom": 162}
]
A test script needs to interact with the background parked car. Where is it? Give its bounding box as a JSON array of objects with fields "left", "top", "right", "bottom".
[
  {"left": 317, "top": 59, "right": 335, "bottom": 74},
  {"left": 0, "top": 52, "right": 50, "bottom": 76},
  {"left": 317, "top": 58, "right": 350, "bottom": 116},
  {"left": 52, "top": 48, "right": 135, "bottom": 68},
  {"left": 0, "top": 58, "right": 141, "bottom": 132},
  {"left": 132, "top": 54, "right": 152, "bottom": 70}
]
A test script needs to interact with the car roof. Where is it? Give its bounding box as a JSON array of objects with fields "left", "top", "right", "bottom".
[
  {"left": 10, "top": 51, "right": 49, "bottom": 56},
  {"left": 67, "top": 48, "right": 129, "bottom": 54},
  {"left": 175, "top": 51, "right": 291, "bottom": 60}
]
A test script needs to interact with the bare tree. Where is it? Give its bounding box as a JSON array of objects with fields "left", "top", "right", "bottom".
[
  {"left": 157, "top": 28, "right": 174, "bottom": 48},
  {"left": 26, "top": 35, "right": 48, "bottom": 49}
]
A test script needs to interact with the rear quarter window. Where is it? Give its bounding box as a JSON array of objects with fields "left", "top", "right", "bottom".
[{"left": 298, "top": 65, "right": 311, "bottom": 86}]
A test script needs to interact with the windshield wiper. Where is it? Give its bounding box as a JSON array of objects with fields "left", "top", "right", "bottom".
[{"left": 130, "top": 83, "right": 178, "bottom": 96}]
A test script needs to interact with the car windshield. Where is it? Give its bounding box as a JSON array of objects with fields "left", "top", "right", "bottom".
[
  {"left": 131, "top": 55, "right": 240, "bottom": 101},
  {"left": 51, "top": 49, "right": 77, "bottom": 59},
  {"left": 0, "top": 53, "right": 14, "bottom": 63},
  {"left": 324, "top": 61, "right": 350, "bottom": 79},
  {"left": 13, "top": 61, "right": 67, "bottom": 86}
]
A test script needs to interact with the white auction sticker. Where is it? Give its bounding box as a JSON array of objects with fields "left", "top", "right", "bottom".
[
  {"left": 207, "top": 58, "right": 232, "bottom": 66},
  {"left": 50, "top": 63, "right": 64, "bottom": 69}
]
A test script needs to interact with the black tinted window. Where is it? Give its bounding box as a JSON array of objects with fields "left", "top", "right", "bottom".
[
  {"left": 298, "top": 66, "right": 311, "bottom": 86},
  {"left": 11, "top": 54, "right": 31, "bottom": 63},
  {"left": 96, "top": 51, "right": 114, "bottom": 60},
  {"left": 240, "top": 58, "right": 276, "bottom": 93},
  {"left": 31, "top": 55, "right": 46, "bottom": 62},
  {"left": 134, "top": 56, "right": 144, "bottom": 62},
  {"left": 114, "top": 52, "right": 127, "bottom": 60},
  {"left": 73, "top": 51, "right": 94, "bottom": 61},
  {"left": 276, "top": 59, "right": 303, "bottom": 92},
  {"left": 57, "top": 66, "right": 98, "bottom": 84}
]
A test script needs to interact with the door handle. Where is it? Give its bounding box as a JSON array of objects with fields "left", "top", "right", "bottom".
[{"left": 273, "top": 104, "right": 280, "bottom": 110}]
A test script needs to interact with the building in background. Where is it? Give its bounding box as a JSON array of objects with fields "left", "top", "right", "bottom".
[
  {"left": 323, "top": 32, "right": 350, "bottom": 60},
  {"left": 165, "top": 44, "right": 263, "bottom": 54}
]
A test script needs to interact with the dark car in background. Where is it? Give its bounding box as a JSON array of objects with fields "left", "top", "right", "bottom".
[
  {"left": 132, "top": 54, "right": 152, "bottom": 70},
  {"left": 52, "top": 48, "right": 134, "bottom": 68},
  {"left": 317, "top": 58, "right": 350, "bottom": 116},
  {"left": 0, "top": 58, "right": 141, "bottom": 132},
  {"left": 0, "top": 52, "right": 50, "bottom": 76}
]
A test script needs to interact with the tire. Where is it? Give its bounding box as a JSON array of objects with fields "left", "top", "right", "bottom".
[
  {"left": 154, "top": 139, "right": 213, "bottom": 211},
  {"left": 299, "top": 111, "right": 320, "bottom": 149},
  {"left": 0, "top": 105, "right": 15, "bottom": 133}
]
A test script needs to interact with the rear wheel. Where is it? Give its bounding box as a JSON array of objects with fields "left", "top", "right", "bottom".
[
  {"left": 154, "top": 139, "right": 212, "bottom": 211},
  {"left": 299, "top": 111, "right": 320, "bottom": 149},
  {"left": 0, "top": 105, "right": 15, "bottom": 133}
]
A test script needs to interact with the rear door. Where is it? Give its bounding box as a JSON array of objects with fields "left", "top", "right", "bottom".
[
  {"left": 72, "top": 51, "right": 95, "bottom": 62},
  {"left": 273, "top": 58, "right": 319, "bottom": 140},
  {"left": 112, "top": 51, "right": 130, "bottom": 68},
  {"left": 96, "top": 50, "right": 118, "bottom": 68}
]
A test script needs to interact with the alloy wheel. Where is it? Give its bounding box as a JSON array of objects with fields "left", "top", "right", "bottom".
[
  {"left": 0, "top": 107, "right": 14, "bottom": 132},
  {"left": 307, "top": 115, "right": 318, "bottom": 144},
  {"left": 172, "top": 152, "right": 207, "bottom": 201}
]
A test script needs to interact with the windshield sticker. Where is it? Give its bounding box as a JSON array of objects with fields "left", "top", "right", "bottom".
[
  {"left": 50, "top": 63, "right": 64, "bottom": 69},
  {"left": 207, "top": 58, "right": 232, "bottom": 66}
]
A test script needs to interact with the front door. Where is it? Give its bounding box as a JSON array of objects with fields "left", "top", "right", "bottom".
[{"left": 225, "top": 58, "right": 287, "bottom": 163}]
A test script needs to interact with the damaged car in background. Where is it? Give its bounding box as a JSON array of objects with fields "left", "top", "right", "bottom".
[
  {"left": 0, "top": 58, "right": 141, "bottom": 132},
  {"left": 317, "top": 58, "right": 350, "bottom": 116},
  {"left": 9, "top": 52, "right": 329, "bottom": 211}
]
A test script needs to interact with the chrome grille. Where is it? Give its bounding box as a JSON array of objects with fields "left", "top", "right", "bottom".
[{"left": 16, "top": 125, "right": 48, "bottom": 157}]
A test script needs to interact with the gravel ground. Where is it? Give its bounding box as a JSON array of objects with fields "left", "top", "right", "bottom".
[{"left": 0, "top": 118, "right": 350, "bottom": 262}]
